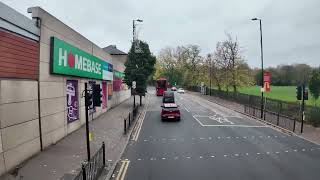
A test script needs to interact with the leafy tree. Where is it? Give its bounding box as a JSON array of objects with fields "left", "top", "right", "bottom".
[
  {"left": 309, "top": 68, "right": 320, "bottom": 106},
  {"left": 124, "top": 41, "right": 156, "bottom": 103}
]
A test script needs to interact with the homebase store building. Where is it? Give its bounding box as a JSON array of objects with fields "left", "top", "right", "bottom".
[{"left": 0, "top": 3, "right": 130, "bottom": 175}]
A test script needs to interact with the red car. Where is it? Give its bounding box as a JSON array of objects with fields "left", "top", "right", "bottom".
[{"left": 161, "top": 103, "right": 181, "bottom": 121}]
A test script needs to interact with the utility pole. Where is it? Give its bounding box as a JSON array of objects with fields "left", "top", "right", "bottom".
[
  {"left": 209, "top": 54, "right": 212, "bottom": 96},
  {"left": 252, "top": 18, "right": 264, "bottom": 119}
]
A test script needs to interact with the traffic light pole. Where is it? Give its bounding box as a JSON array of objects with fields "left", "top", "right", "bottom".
[
  {"left": 84, "top": 83, "right": 91, "bottom": 161},
  {"left": 301, "top": 85, "right": 305, "bottom": 134}
]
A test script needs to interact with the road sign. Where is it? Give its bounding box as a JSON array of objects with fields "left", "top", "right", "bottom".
[
  {"left": 263, "top": 71, "right": 271, "bottom": 92},
  {"left": 132, "top": 81, "right": 136, "bottom": 89}
]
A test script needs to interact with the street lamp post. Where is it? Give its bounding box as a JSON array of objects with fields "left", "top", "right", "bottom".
[
  {"left": 133, "top": 19, "right": 143, "bottom": 43},
  {"left": 208, "top": 54, "right": 212, "bottom": 96},
  {"left": 132, "top": 19, "right": 143, "bottom": 108},
  {"left": 252, "top": 18, "right": 264, "bottom": 119}
]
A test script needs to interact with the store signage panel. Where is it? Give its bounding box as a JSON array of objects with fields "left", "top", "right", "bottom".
[{"left": 50, "top": 37, "right": 113, "bottom": 80}]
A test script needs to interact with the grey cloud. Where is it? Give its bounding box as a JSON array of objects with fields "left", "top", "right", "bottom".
[{"left": 2, "top": 0, "right": 319, "bottom": 68}]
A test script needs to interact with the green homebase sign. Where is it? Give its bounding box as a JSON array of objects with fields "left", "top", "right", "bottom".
[{"left": 50, "top": 37, "right": 113, "bottom": 80}]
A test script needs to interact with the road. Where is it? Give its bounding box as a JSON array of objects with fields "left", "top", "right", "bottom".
[{"left": 112, "top": 88, "right": 320, "bottom": 180}]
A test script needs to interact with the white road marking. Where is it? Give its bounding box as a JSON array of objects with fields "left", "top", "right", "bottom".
[
  {"left": 184, "top": 107, "right": 190, "bottom": 112},
  {"left": 200, "top": 156, "right": 203, "bottom": 159},
  {"left": 162, "top": 158, "right": 166, "bottom": 160},
  {"left": 246, "top": 153, "right": 249, "bottom": 156},
  {"left": 266, "top": 152, "right": 270, "bottom": 154},
  {"left": 211, "top": 155, "right": 215, "bottom": 158},
  {"left": 294, "top": 149, "right": 298, "bottom": 152},
  {"left": 234, "top": 154, "right": 239, "bottom": 156},
  {"left": 137, "top": 158, "right": 141, "bottom": 161},
  {"left": 302, "top": 149, "right": 305, "bottom": 151},
  {"left": 224, "top": 155, "right": 228, "bottom": 157},
  {"left": 285, "top": 150, "right": 289, "bottom": 153},
  {"left": 186, "top": 156, "right": 191, "bottom": 159},
  {"left": 257, "top": 153, "right": 261, "bottom": 155},
  {"left": 275, "top": 152, "right": 280, "bottom": 154}
]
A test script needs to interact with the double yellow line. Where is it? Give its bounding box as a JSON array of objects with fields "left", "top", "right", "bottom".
[
  {"left": 131, "top": 94, "right": 149, "bottom": 141},
  {"left": 116, "top": 160, "right": 130, "bottom": 180}
]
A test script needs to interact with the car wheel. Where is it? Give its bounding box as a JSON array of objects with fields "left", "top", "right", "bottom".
[{"left": 177, "top": 117, "right": 181, "bottom": 121}]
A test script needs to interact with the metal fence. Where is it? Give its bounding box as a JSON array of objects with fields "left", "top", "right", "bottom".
[
  {"left": 124, "top": 105, "right": 139, "bottom": 134},
  {"left": 73, "top": 142, "right": 105, "bottom": 180},
  {"left": 244, "top": 105, "right": 300, "bottom": 132}
]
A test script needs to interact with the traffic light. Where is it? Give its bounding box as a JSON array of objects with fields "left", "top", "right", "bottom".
[
  {"left": 303, "top": 88, "right": 308, "bottom": 100},
  {"left": 296, "top": 85, "right": 302, "bottom": 100},
  {"left": 85, "top": 91, "right": 93, "bottom": 107},
  {"left": 92, "top": 84, "right": 102, "bottom": 107}
]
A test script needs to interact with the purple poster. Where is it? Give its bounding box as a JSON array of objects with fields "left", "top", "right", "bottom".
[{"left": 66, "top": 80, "right": 79, "bottom": 123}]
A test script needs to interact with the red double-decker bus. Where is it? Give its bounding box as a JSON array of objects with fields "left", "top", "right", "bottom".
[{"left": 156, "top": 78, "right": 167, "bottom": 96}]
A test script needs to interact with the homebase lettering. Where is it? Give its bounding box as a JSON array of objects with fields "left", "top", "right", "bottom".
[{"left": 59, "top": 48, "right": 102, "bottom": 74}]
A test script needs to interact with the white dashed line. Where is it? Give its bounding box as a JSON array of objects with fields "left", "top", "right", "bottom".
[
  {"left": 234, "top": 154, "right": 239, "bottom": 157},
  {"left": 294, "top": 149, "right": 298, "bottom": 152},
  {"left": 137, "top": 158, "right": 141, "bottom": 161},
  {"left": 275, "top": 152, "right": 280, "bottom": 154},
  {"left": 211, "top": 155, "right": 215, "bottom": 158},
  {"left": 266, "top": 152, "right": 270, "bottom": 154},
  {"left": 186, "top": 156, "right": 191, "bottom": 159},
  {"left": 285, "top": 150, "right": 289, "bottom": 153},
  {"left": 199, "top": 156, "right": 203, "bottom": 159},
  {"left": 257, "top": 153, "right": 261, "bottom": 155}
]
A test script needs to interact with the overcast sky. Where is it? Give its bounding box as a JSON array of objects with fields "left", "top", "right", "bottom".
[{"left": 2, "top": 0, "right": 320, "bottom": 68}]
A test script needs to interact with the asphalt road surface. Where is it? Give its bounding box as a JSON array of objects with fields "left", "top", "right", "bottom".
[{"left": 112, "top": 88, "right": 320, "bottom": 180}]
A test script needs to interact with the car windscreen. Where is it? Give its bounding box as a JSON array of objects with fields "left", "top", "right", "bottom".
[{"left": 163, "top": 96, "right": 174, "bottom": 103}]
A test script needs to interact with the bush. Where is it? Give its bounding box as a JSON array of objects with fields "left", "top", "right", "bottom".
[{"left": 308, "top": 108, "right": 320, "bottom": 127}]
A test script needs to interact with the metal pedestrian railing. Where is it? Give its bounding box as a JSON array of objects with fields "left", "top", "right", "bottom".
[
  {"left": 73, "top": 142, "right": 105, "bottom": 180},
  {"left": 244, "top": 105, "right": 299, "bottom": 132},
  {"left": 124, "top": 106, "right": 139, "bottom": 134}
]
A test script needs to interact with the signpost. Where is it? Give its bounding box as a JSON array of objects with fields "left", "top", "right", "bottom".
[
  {"left": 263, "top": 71, "right": 270, "bottom": 92},
  {"left": 132, "top": 81, "right": 136, "bottom": 108}
]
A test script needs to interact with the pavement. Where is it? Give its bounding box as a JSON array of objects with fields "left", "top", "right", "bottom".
[
  {"left": 0, "top": 96, "right": 143, "bottom": 180},
  {"left": 111, "top": 88, "right": 320, "bottom": 180}
]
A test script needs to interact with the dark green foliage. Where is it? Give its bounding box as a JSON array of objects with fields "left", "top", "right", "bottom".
[
  {"left": 124, "top": 41, "right": 156, "bottom": 96},
  {"left": 309, "top": 68, "right": 320, "bottom": 104}
]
